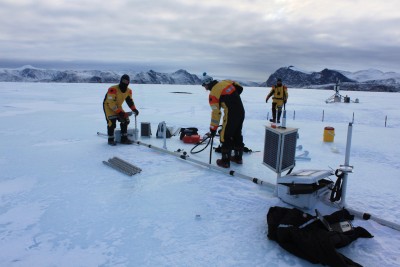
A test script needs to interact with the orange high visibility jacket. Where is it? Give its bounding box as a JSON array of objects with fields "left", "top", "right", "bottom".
[
  {"left": 208, "top": 80, "right": 242, "bottom": 131},
  {"left": 103, "top": 85, "right": 136, "bottom": 117}
]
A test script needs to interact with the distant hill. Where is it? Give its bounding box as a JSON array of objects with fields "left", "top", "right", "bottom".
[
  {"left": 0, "top": 66, "right": 203, "bottom": 85},
  {"left": 264, "top": 66, "right": 355, "bottom": 87},
  {"left": 262, "top": 66, "right": 400, "bottom": 92},
  {"left": 0, "top": 66, "right": 257, "bottom": 86},
  {"left": 1, "top": 65, "right": 399, "bottom": 92}
]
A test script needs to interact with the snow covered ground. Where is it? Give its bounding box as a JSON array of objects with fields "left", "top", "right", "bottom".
[{"left": 0, "top": 82, "right": 399, "bottom": 266}]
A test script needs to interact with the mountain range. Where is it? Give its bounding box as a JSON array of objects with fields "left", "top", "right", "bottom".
[
  {"left": 0, "top": 65, "right": 399, "bottom": 92},
  {"left": 264, "top": 66, "right": 400, "bottom": 92},
  {"left": 0, "top": 66, "right": 202, "bottom": 85}
]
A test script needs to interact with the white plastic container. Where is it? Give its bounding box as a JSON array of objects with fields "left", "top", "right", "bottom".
[{"left": 277, "top": 169, "right": 333, "bottom": 210}]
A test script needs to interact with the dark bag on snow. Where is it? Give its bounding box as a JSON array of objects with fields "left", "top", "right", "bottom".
[
  {"left": 266, "top": 206, "right": 373, "bottom": 267},
  {"left": 179, "top": 127, "right": 198, "bottom": 140}
]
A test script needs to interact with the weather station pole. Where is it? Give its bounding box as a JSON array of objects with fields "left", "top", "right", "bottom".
[
  {"left": 162, "top": 121, "right": 167, "bottom": 149},
  {"left": 339, "top": 122, "right": 354, "bottom": 207}
]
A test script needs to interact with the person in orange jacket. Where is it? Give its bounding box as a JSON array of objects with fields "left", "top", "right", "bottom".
[
  {"left": 266, "top": 78, "right": 288, "bottom": 123},
  {"left": 103, "top": 74, "right": 139, "bottom": 145},
  {"left": 201, "top": 73, "right": 245, "bottom": 168}
]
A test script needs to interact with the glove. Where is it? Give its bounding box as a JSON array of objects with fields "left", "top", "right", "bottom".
[
  {"left": 265, "top": 98, "right": 269, "bottom": 103},
  {"left": 131, "top": 108, "right": 139, "bottom": 116},
  {"left": 209, "top": 129, "right": 217, "bottom": 137},
  {"left": 284, "top": 100, "right": 287, "bottom": 104}
]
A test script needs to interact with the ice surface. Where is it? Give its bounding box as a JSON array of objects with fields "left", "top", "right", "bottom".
[{"left": 0, "top": 82, "right": 399, "bottom": 266}]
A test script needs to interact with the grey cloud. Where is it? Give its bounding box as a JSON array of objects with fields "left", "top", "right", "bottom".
[{"left": 0, "top": 0, "right": 399, "bottom": 81}]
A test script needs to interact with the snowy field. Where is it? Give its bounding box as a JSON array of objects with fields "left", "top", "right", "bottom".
[{"left": 0, "top": 82, "right": 400, "bottom": 266}]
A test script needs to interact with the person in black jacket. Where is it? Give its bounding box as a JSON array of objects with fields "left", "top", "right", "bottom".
[{"left": 201, "top": 73, "right": 245, "bottom": 168}]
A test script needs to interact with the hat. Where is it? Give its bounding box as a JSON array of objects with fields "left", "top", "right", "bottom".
[
  {"left": 277, "top": 78, "right": 282, "bottom": 82},
  {"left": 120, "top": 74, "right": 130, "bottom": 84},
  {"left": 201, "top": 72, "right": 213, "bottom": 86}
]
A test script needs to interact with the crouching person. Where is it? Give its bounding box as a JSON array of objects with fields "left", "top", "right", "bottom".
[{"left": 103, "top": 74, "right": 139, "bottom": 145}]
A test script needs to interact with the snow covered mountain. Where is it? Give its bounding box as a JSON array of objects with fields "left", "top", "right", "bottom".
[
  {"left": 0, "top": 66, "right": 202, "bottom": 85},
  {"left": 264, "top": 66, "right": 400, "bottom": 92},
  {"left": 265, "top": 66, "right": 355, "bottom": 87},
  {"left": 0, "top": 66, "right": 258, "bottom": 86},
  {"left": 338, "top": 69, "right": 400, "bottom": 83},
  {"left": 131, "top": 69, "right": 201, "bottom": 85},
  {"left": 1, "top": 65, "right": 399, "bottom": 92}
]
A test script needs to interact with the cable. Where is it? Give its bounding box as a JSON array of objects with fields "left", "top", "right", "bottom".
[
  {"left": 330, "top": 169, "right": 345, "bottom": 202},
  {"left": 190, "top": 135, "right": 212, "bottom": 154}
]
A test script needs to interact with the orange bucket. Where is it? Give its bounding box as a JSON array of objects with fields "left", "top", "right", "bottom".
[{"left": 323, "top": 126, "right": 335, "bottom": 142}]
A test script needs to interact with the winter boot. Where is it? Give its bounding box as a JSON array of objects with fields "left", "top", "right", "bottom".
[
  {"left": 120, "top": 134, "right": 133, "bottom": 145},
  {"left": 216, "top": 159, "right": 230, "bottom": 168},
  {"left": 107, "top": 127, "right": 117, "bottom": 146},
  {"left": 108, "top": 137, "right": 117, "bottom": 146},
  {"left": 277, "top": 108, "right": 282, "bottom": 124},
  {"left": 216, "top": 148, "right": 231, "bottom": 168},
  {"left": 270, "top": 107, "right": 276, "bottom": 123},
  {"left": 230, "top": 147, "right": 243, "bottom": 164}
]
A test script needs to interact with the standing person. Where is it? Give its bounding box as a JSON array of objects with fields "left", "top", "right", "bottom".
[
  {"left": 103, "top": 74, "right": 139, "bottom": 146},
  {"left": 201, "top": 72, "right": 245, "bottom": 168},
  {"left": 266, "top": 78, "right": 288, "bottom": 123}
]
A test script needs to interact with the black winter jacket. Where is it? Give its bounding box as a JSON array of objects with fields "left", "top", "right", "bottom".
[{"left": 267, "top": 206, "right": 373, "bottom": 267}]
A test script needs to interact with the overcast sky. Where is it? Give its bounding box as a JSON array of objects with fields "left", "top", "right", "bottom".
[{"left": 1, "top": 0, "right": 399, "bottom": 81}]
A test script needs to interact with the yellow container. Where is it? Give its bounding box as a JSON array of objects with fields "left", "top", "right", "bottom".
[{"left": 323, "top": 126, "right": 335, "bottom": 142}]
